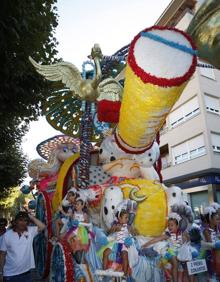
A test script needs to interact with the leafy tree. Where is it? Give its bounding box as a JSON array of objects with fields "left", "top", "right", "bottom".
[
  {"left": 0, "top": 187, "right": 34, "bottom": 219},
  {"left": 0, "top": 0, "right": 59, "bottom": 193}
]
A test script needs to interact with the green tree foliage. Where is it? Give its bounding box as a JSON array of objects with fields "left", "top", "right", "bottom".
[
  {"left": 0, "top": 187, "right": 34, "bottom": 219},
  {"left": 0, "top": 0, "right": 59, "bottom": 194}
]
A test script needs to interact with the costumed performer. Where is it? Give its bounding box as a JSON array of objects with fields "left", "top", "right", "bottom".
[
  {"left": 102, "top": 209, "right": 137, "bottom": 278},
  {"left": 65, "top": 198, "right": 91, "bottom": 264},
  {"left": 55, "top": 190, "right": 78, "bottom": 239},
  {"left": 202, "top": 206, "right": 220, "bottom": 280},
  {"left": 141, "top": 212, "right": 190, "bottom": 282}
]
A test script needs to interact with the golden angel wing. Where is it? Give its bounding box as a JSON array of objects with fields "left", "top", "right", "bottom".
[
  {"left": 97, "top": 78, "right": 123, "bottom": 101},
  {"left": 29, "top": 57, "right": 83, "bottom": 97}
]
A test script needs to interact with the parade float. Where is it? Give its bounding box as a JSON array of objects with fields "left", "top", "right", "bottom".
[{"left": 20, "top": 1, "right": 220, "bottom": 281}]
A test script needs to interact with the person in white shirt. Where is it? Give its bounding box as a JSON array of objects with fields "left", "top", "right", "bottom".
[{"left": 0, "top": 211, "right": 46, "bottom": 282}]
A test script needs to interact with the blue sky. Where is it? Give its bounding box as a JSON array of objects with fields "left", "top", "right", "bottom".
[{"left": 22, "top": 0, "right": 170, "bottom": 161}]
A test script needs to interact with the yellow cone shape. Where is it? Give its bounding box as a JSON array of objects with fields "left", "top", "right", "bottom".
[
  {"left": 119, "top": 65, "right": 186, "bottom": 148},
  {"left": 117, "top": 27, "right": 196, "bottom": 150}
]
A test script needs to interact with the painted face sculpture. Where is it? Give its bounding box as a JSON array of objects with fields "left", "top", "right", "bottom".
[
  {"left": 99, "top": 135, "right": 128, "bottom": 165},
  {"left": 28, "top": 143, "right": 79, "bottom": 179},
  {"left": 56, "top": 143, "right": 78, "bottom": 162},
  {"left": 99, "top": 134, "right": 160, "bottom": 180}
]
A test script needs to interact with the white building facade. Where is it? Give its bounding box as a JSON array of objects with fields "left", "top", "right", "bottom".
[{"left": 156, "top": 0, "right": 220, "bottom": 215}]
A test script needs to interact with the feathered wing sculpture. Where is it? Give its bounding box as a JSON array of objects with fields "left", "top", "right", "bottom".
[
  {"left": 29, "top": 57, "right": 83, "bottom": 98},
  {"left": 29, "top": 45, "right": 123, "bottom": 140},
  {"left": 29, "top": 56, "right": 123, "bottom": 102},
  {"left": 97, "top": 78, "right": 123, "bottom": 101}
]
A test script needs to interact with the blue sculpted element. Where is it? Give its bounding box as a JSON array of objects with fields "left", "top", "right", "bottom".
[
  {"left": 215, "top": 241, "right": 220, "bottom": 250},
  {"left": 50, "top": 244, "right": 66, "bottom": 282},
  {"left": 33, "top": 193, "right": 47, "bottom": 278},
  {"left": 93, "top": 112, "right": 110, "bottom": 134}
]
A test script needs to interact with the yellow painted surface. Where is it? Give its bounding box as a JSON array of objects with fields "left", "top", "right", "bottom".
[
  {"left": 52, "top": 153, "right": 80, "bottom": 212},
  {"left": 118, "top": 65, "right": 186, "bottom": 148},
  {"left": 119, "top": 179, "right": 167, "bottom": 236}
]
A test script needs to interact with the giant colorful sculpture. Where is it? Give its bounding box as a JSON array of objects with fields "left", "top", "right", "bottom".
[{"left": 24, "top": 1, "right": 220, "bottom": 281}]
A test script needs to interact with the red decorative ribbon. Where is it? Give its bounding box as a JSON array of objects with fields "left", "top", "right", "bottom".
[
  {"left": 59, "top": 241, "right": 75, "bottom": 282},
  {"left": 41, "top": 191, "right": 53, "bottom": 238}
]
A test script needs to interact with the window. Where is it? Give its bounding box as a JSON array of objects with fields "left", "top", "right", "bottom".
[
  {"left": 169, "top": 107, "right": 183, "bottom": 128},
  {"left": 169, "top": 97, "right": 200, "bottom": 128},
  {"left": 191, "top": 191, "right": 208, "bottom": 216},
  {"left": 211, "top": 132, "right": 220, "bottom": 153},
  {"left": 199, "top": 60, "right": 215, "bottom": 80},
  {"left": 184, "top": 97, "right": 200, "bottom": 118},
  {"left": 217, "top": 191, "right": 220, "bottom": 203},
  {"left": 172, "top": 134, "right": 206, "bottom": 165},
  {"left": 172, "top": 142, "right": 188, "bottom": 164},
  {"left": 204, "top": 94, "right": 220, "bottom": 115},
  {"left": 160, "top": 144, "right": 171, "bottom": 169},
  {"left": 188, "top": 135, "right": 206, "bottom": 159}
]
